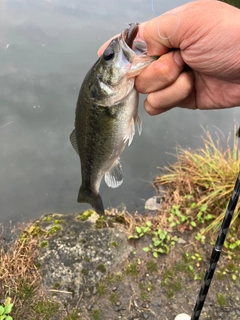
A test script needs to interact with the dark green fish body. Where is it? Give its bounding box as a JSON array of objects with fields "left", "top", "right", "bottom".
[{"left": 70, "top": 23, "right": 156, "bottom": 215}]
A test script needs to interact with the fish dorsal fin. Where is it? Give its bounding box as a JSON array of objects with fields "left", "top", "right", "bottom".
[
  {"left": 70, "top": 129, "right": 79, "bottom": 155},
  {"left": 105, "top": 159, "right": 123, "bottom": 188},
  {"left": 135, "top": 113, "right": 142, "bottom": 135}
]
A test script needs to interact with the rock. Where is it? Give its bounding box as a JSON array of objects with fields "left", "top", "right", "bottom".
[
  {"left": 174, "top": 313, "right": 191, "bottom": 320},
  {"left": 87, "top": 304, "right": 92, "bottom": 311},
  {"left": 144, "top": 196, "right": 161, "bottom": 211},
  {"left": 36, "top": 212, "right": 131, "bottom": 306},
  {"left": 177, "top": 238, "right": 187, "bottom": 244}
]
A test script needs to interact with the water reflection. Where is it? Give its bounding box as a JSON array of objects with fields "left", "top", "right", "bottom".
[{"left": 0, "top": 0, "right": 239, "bottom": 224}]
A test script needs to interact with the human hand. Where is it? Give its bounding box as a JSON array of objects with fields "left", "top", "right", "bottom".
[{"left": 98, "top": 1, "right": 240, "bottom": 115}]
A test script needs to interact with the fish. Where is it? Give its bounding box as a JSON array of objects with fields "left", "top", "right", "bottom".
[{"left": 70, "top": 23, "right": 157, "bottom": 215}]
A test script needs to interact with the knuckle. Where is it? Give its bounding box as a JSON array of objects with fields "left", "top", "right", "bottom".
[
  {"left": 147, "top": 92, "right": 160, "bottom": 109},
  {"left": 135, "top": 79, "right": 148, "bottom": 94},
  {"left": 155, "top": 59, "right": 176, "bottom": 84},
  {"left": 179, "top": 72, "right": 194, "bottom": 97}
]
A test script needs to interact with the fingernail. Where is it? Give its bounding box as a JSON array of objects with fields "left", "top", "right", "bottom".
[{"left": 174, "top": 50, "right": 185, "bottom": 67}]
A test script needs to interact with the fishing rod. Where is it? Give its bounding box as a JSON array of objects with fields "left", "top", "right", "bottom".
[{"left": 175, "top": 172, "right": 240, "bottom": 320}]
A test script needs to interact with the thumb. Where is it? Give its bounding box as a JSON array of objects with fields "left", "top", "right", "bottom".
[
  {"left": 138, "top": 0, "right": 220, "bottom": 56},
  {"left": 137, "top": 3, "right": 192, "bottom": 56}
]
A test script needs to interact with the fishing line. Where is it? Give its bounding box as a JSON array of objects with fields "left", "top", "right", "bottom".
[
  {"left": 150, "top": 0, "right": 180, "bottom": 41},
  {"left": 157, "top": 14, "right": 180, "bottom": 40},
  {"left": 151, "top": 0, "right": 157, "bottom": 16}
]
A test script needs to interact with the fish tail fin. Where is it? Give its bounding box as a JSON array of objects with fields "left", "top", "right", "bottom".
[{"left": 77, "top": 187, "right": 105, "bottom": 216}]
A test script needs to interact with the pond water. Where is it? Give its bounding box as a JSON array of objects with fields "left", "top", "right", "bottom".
[{"left": 0, "top": 0, "right": 239, "bottom": 225}]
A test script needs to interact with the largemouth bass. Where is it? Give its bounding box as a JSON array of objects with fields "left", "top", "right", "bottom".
[{"left": 70, "top": 23, "right": 156, "bottom": 215}]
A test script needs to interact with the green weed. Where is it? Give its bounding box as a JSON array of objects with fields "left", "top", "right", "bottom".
[
  {"left": 0, "top": 297, "right": 13, "bottom": 320},
  {"left": 154, "top": 125, "right": 240, "bottom": 234},
  {"left": 217, "top": 293, "right": 226, "bottom": 307}
]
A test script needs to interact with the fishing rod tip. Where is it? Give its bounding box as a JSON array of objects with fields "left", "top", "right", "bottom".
[{"left": 174, "top": 313, "right": 191, "bottom": 320}]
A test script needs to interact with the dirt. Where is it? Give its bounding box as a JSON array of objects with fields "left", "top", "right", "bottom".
[
  {"left": 74, "top": 233, "right": 240, "bottom": 320},
  {"left": 35, "top": 212, "right": 240, "bottom": 320}
]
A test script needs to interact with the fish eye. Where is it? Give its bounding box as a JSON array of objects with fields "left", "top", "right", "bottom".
[{"left": 103, "top": 47, "right": 115, "bottom": 61}]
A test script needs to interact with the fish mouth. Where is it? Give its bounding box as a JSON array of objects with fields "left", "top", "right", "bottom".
[
  {"left": 119, "top": 23, "right": 139, "bottom": 62},
  {"left": 120, "top": 23, "right": 148, "bottom": 62},
  {"left": 125, "top": 23, "right": 139, "bottom": 49}
]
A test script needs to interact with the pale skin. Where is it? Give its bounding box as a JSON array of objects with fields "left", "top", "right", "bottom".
[{"left": 98, "top": 0, "right": 240, "bottom": 115}]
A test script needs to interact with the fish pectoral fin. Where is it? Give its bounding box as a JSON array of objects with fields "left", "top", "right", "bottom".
[
  {"left": 105, "top": 159, "right": 123, "bottom": 188},
  {"left": 123, "top": 114, "right": 142, "bottom": 146},
  {"left": 135, "top": 113, "right": 142, "bottom": 135},
  {"left": 70, "top": 129, "right": 79, "bottom": 155},
  {"left": 123, "top": 117, "right": 135, "bottom": 146}
]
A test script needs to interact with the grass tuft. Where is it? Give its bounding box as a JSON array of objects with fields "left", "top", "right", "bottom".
[{"left": 154, "top": 126, "right": 240, "bottom": 234}]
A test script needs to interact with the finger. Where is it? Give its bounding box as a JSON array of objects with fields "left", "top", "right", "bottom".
[
  {"left": 135, "top": 50, "right": 185, "bottom": 94},
  {"left": 144, "top": 70, "right": 195, "bottom": 115},
  {"left": 137, "top": 14, "right": 184, "bottom": 55},
  {"left": 137, "top": 1, "right": 217, "bottom": 55}
]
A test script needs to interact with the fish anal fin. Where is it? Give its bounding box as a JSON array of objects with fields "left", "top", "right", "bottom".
[
  {"left": 105, "top": 159, "right": 123, "bottom": 188},
  {"left": 70, "top": 129, "right": 79, "bottom": 155}
]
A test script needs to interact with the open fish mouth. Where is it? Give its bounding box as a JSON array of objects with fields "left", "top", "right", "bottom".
[
  {"left": 125, "top": 23, "right": 139, "bottom": 48},
  {"left": 120, "top": 23, "right": 149, "bottom": 61},
  {"left": 120, "top": 23, "right": 139, "bottom": 52}
]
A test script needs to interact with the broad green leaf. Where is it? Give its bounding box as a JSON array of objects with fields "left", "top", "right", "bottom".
[
  {"left": 136, "top": 227, "right": 142, "bottom": 234},
  {"left": 181, "top": 216, "right": 188, "bottom": 222},
  {"left": 128, "top": 235, "right": 139, "bottom": 239},
  {"left": 190, "top": 202, "right": 196, "bottom": 208},
  {"left": 142, "top": 247, "right": 150, "bottom": 252},
  {"left": 159, "top": 233, "right": 166, "bottom": 240},
  {"left": 205, "top": 214, "right": 213, "bottom": 220},
  {"left": 153, "top": 252, "right": 158, "bottom": 258},
  {"left": 200, "top": 204, "right": 207, "bottom": 212},
  {"left": 4, "top": 304, "right": 13, "bottom": 314},
  {"left": 0, "top": 307, "right": 4, "bottom": 315},
  {"left": 6, "top": 317, "right": 13, "bottom": 320},
  {"left": 146, "top": 221, "right": 152, "bottom": 227},
  {"left": 153, "top": 240, "right": 161, "bottom": 247},
  {"left": 163, "top": 245, "right": 170, "bottom": 253},
  {"left": 188, "top": 265, "right": 194, "bottom": 272},
  {"left": 170, "top": 222, "right": 177, "bottom": 228}
]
